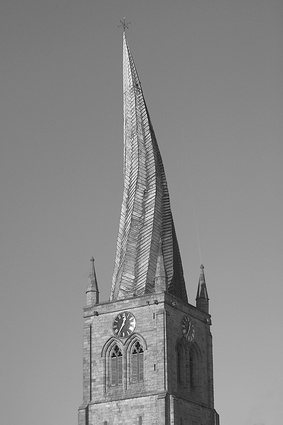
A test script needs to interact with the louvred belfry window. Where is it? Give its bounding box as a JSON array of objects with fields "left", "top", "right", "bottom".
[
  {"left": 177, "top": 349, "right": 182, "bottom": 384},
  {"left": 189, "top": 349, "right": 197, "bottom": 389},
  {"left": 131, "top": 341, "right": 144, "bottom": 383},
  {"left": 110, "top": 345, "right": 123, "bottom": 386}
]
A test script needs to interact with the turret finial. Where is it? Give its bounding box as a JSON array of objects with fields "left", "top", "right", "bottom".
[
  {"left": 86, "top": 257, "right": 99, "bottom": 306},
  {"left": 196, "top": 264, "right": 209, "bottom": 314}
]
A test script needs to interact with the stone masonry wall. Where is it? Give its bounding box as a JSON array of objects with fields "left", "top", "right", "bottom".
[{"left": 78, "top": 291, "right": 217, "bottom": 425}]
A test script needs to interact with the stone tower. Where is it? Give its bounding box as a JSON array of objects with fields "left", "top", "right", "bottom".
[{"left": 78, "top": 29, "right": 220, "bottom": 425}]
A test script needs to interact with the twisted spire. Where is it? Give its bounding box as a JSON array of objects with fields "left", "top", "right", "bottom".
[{"left": 110, "top": 32, "right": 187, "bottom": 303}]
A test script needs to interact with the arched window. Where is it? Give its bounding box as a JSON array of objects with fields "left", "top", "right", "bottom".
[
  {"left": 176, "top": 342, "right": 185, "bottom": 385},
  {"left": 189, "top": 350, "right": 194, "bottom": 388},
  {"left": 131, "top": 341, "right": 144, "bottom": 383},
  {"left": 177, "top": 348, "right": 182, "bottom": 384},
  {"left": 188, "top": 345, "right": 200, "bottom": 390},
  {"left": 110, "top": 345, "right": 123, "bottom": 386}
]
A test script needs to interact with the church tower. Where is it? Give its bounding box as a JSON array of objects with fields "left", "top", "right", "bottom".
[{"left": 78, "top": 28, "right": 220, "bottom": 425}]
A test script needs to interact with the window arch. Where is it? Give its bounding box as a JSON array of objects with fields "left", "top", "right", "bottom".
[
  {"left": 110, "top": 344, "right": 123, "bottom": 386},
  {"left": 131, "top": 341, "right": 144, "bottom": 383}
]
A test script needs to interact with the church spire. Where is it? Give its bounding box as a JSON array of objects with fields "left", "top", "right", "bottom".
[
  {"left": 110, "top": 31, "right": 187, "bottom": 303},
  {"left": 196, "top": 264, "right": 209, "bottom": 313},
  {"left": 86, "top": 257, "right": 99, "bottom": 306}
]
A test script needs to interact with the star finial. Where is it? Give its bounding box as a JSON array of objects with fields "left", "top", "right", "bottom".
[{"left": 118, "top": 17, "right": 131, "bottom": 32}]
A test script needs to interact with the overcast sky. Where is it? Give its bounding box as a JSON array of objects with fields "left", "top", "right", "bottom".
[{"left": 1, "top": 1, "right": 282, "bottom": 424}]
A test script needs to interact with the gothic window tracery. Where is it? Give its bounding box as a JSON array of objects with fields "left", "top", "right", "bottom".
[
  {"left": 110, "top": 344, "right": 123, "bottom": 386},
  {"left": 131, "top": 341, "right": 144, "bottom": 383}
]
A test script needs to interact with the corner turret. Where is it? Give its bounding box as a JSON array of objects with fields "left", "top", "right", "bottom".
[
  {"left": 86, "top": 257, "right": 99, "bottom": 306},
  {"left": 196, "top": 264, "right": 209, "bottom": 314}
]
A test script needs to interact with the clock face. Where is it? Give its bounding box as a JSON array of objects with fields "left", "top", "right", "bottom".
[
  {"left": 181, "top": 316, "right": 195, "bottom": 342},
  {"left": 113, "top": 311, "right": 136, "bottom": 338}
]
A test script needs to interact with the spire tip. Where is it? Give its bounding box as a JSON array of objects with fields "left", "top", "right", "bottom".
[{"left": 118, "top": 17, "right": 131, "bottom": 32}]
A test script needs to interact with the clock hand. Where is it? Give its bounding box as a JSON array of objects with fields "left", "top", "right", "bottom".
[{"left": 118, "top": 316, "right": 126, "bottom": 335}]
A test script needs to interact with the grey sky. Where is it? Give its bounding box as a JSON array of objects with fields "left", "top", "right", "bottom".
[{"left": 0, "top": 1, "right": 282, "bottom": 424}]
